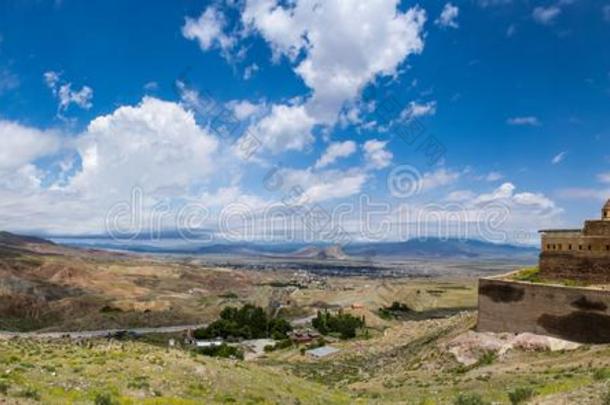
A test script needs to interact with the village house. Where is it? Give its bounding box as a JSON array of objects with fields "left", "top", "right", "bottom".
[{"left": 288, "top": 329, "right": 321, "bottom": 344}]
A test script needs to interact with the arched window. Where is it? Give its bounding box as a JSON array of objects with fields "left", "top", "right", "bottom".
[{"left": 568, "top": 244, "right": 572, "bottom": 250}]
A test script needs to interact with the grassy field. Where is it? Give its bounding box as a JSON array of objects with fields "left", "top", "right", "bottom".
[
  {"left": 2, "top": 312, "right": 610, "bottom": 404},
  {"left": 0, "top": 337, "right": 351, "bottom": 404}
]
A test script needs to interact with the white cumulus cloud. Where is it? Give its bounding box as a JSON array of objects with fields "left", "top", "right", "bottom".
[
  {"left": 315, "top": 141, "right": 357, "bottom": 169},
  {"left": 400, "top": 101, "right": 437, "bottom": 121},
  {"left": 69, "top": 97, "right": 219, "bottom": 199},
  {"left": 0, "top": 120, "right": 61, "bottom": 172},
  {"left": 244, "top": 104, "right": 316, "bottom": 154},
  {"left": 436, "top": 3, "right": 459, "bottom": 29},
  {"left": 43, "top": 71, "right": 93, "bottom": 112},
  {"left": 507, "top": 116, "right": 540, "bottom": 126},
  {"left": 241, "top": 0, "right": 427, "bottom": 124},
  {"left": 363, "top": 139, "right": 393, "bottom": 170},
  {"left": 533, "top": 5, "right": 561, "bottom": 25},
  {"left": 182, "top": 6, "right": 236, "bottom": 59}
]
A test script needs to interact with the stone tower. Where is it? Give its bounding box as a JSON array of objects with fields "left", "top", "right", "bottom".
[{"left": 603, "top": 199, "right": 610, "bottom": 221}]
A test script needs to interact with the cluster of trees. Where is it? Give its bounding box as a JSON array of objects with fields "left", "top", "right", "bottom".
[
  {"left": 378, "top": 301, "right": 411, "bottom": 320},
  {"left": 193, "top": 304, "right": 292, "bottom": 340},
  {"left": 312, "top": 310, "right": 365, "bottom": 339}
]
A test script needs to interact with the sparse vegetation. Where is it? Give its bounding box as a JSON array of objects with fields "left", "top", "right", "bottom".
[
  {"left": 16, "top": 387, "right": 40, "bottom": 400},
  {"left": 94, "top": 392, "right": 118, "bottom": 405},
  {"left": 603, "top": 386, "right": 610, "bottom": 405},
  {"left": 594, "top": 368, "right": 610, "bottom": 380},
  {"left": 508, "top": 387, "right": 535, "bottom": 404},
  {"left": 477, "top": 351, "right": 497, "bottom": 366},
  {"left": 509, "top": 266, "right": 591, "bottom": 287},
  {"left": 453, "top": 392, "right": 490, "bottom": 405},
  {"left": 511, "top": 267, "right": 541, "bottom": 282}
]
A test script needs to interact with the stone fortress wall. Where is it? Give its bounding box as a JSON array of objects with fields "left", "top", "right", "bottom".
[
  {"left": 477, "top": 276, "right": 610, "bottom": 343},
  {"left": 539, "top": 203, "right": 610, "bottom": 283}
]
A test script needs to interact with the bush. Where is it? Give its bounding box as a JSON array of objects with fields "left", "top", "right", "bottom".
[
  {"left": 453, "top": 393, "right": 489, "bottom": 405},
  {"left": 477, "top": 351, "right": 497, "bottom": 366},
  {"left": 94, "top": 393, "right": 118, "bottom": 405},
  {"left": 127, "top": 376, "right": 150, "bottom": 390},
  {"left": 99, "top": 305, "right": 122, "bottom": 313},
  {"left": 0, "top": 380, "right": 9, "bottom": 394},
  {"left": 508, "top": 387, "right": 535, "bottom": 404},
  {"left": 17, "top": 387, "right": 40, "bottom": 401},
  {"left": 197, "top": 343, "right": 244, "bottom": 360},
  {"left": 312, "top": 310, "right": 365, "bottom": 339},
  {"left": 378, "top": 301, "right": 412, "bottom": 319},
  {"left": 594, "top": 368, "right": 610, "bottom": 380},
  {"left": 265, "top": 339, "right": 293, "bottom": 352}
]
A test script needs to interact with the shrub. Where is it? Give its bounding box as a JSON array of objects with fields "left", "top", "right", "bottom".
[
  {"left": 94, "top": 392, "right": 118, "bottom": 405},
  {"left": 594, "top": 368, "right": 610, "bottom": 380},
  {"left": 17, "top": 387, "right": 40, "bottom": 401},
  {"left": 477, "top": 351, "right": 497, "bottom": 366},
  {"left": 508, "top": 387, "right": 535, "bottom": 404},
  {"left": 0, "top": 380, "right": 9, "bottom": 394},
  {"left": 379, "top": 301, "right": 412, "bottom": 319},
  {"left": 196, "top": 343, "right": 244, "bottom": 360},
  {"left": 265, "top": 339, "right": 293, "bottom": 352},
  {"left": 127, "top": 376, "right": 150, "bottom": 390},
  {"left": 99, "top": 305, "right": 122, "bottom": 313},
  {"left": 453, "top": 393, "right": 489, "bottom": 405}
]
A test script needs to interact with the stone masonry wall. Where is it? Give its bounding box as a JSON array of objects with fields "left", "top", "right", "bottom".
[
  {"left": 477, "top": 277, "right": 610, "bottom": 343},
  {"left": 539, "top": 252, "right": 610, "bottom": 283}
]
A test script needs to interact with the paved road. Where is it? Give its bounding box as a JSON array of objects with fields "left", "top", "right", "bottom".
[
  {"left": 0, "top": 315, "right": 316, "bottom": 340},
  {"left": 0, "top": 324, "right": 207, "bottom": 340}
]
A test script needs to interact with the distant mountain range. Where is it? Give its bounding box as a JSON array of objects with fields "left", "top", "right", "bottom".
[
  {"left": 343, "top": 238, "right": 538, "bottom": 259},
  {"left": 48, "top": 234, "right": 538, "bottom": 260},
  {"left": 0, "top": 231, "right": 55, "bottom": 247}
]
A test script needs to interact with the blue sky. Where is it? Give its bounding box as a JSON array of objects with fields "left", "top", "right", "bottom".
[{"left": 0, "top": 0, "right": 609, "bottom": 244}]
